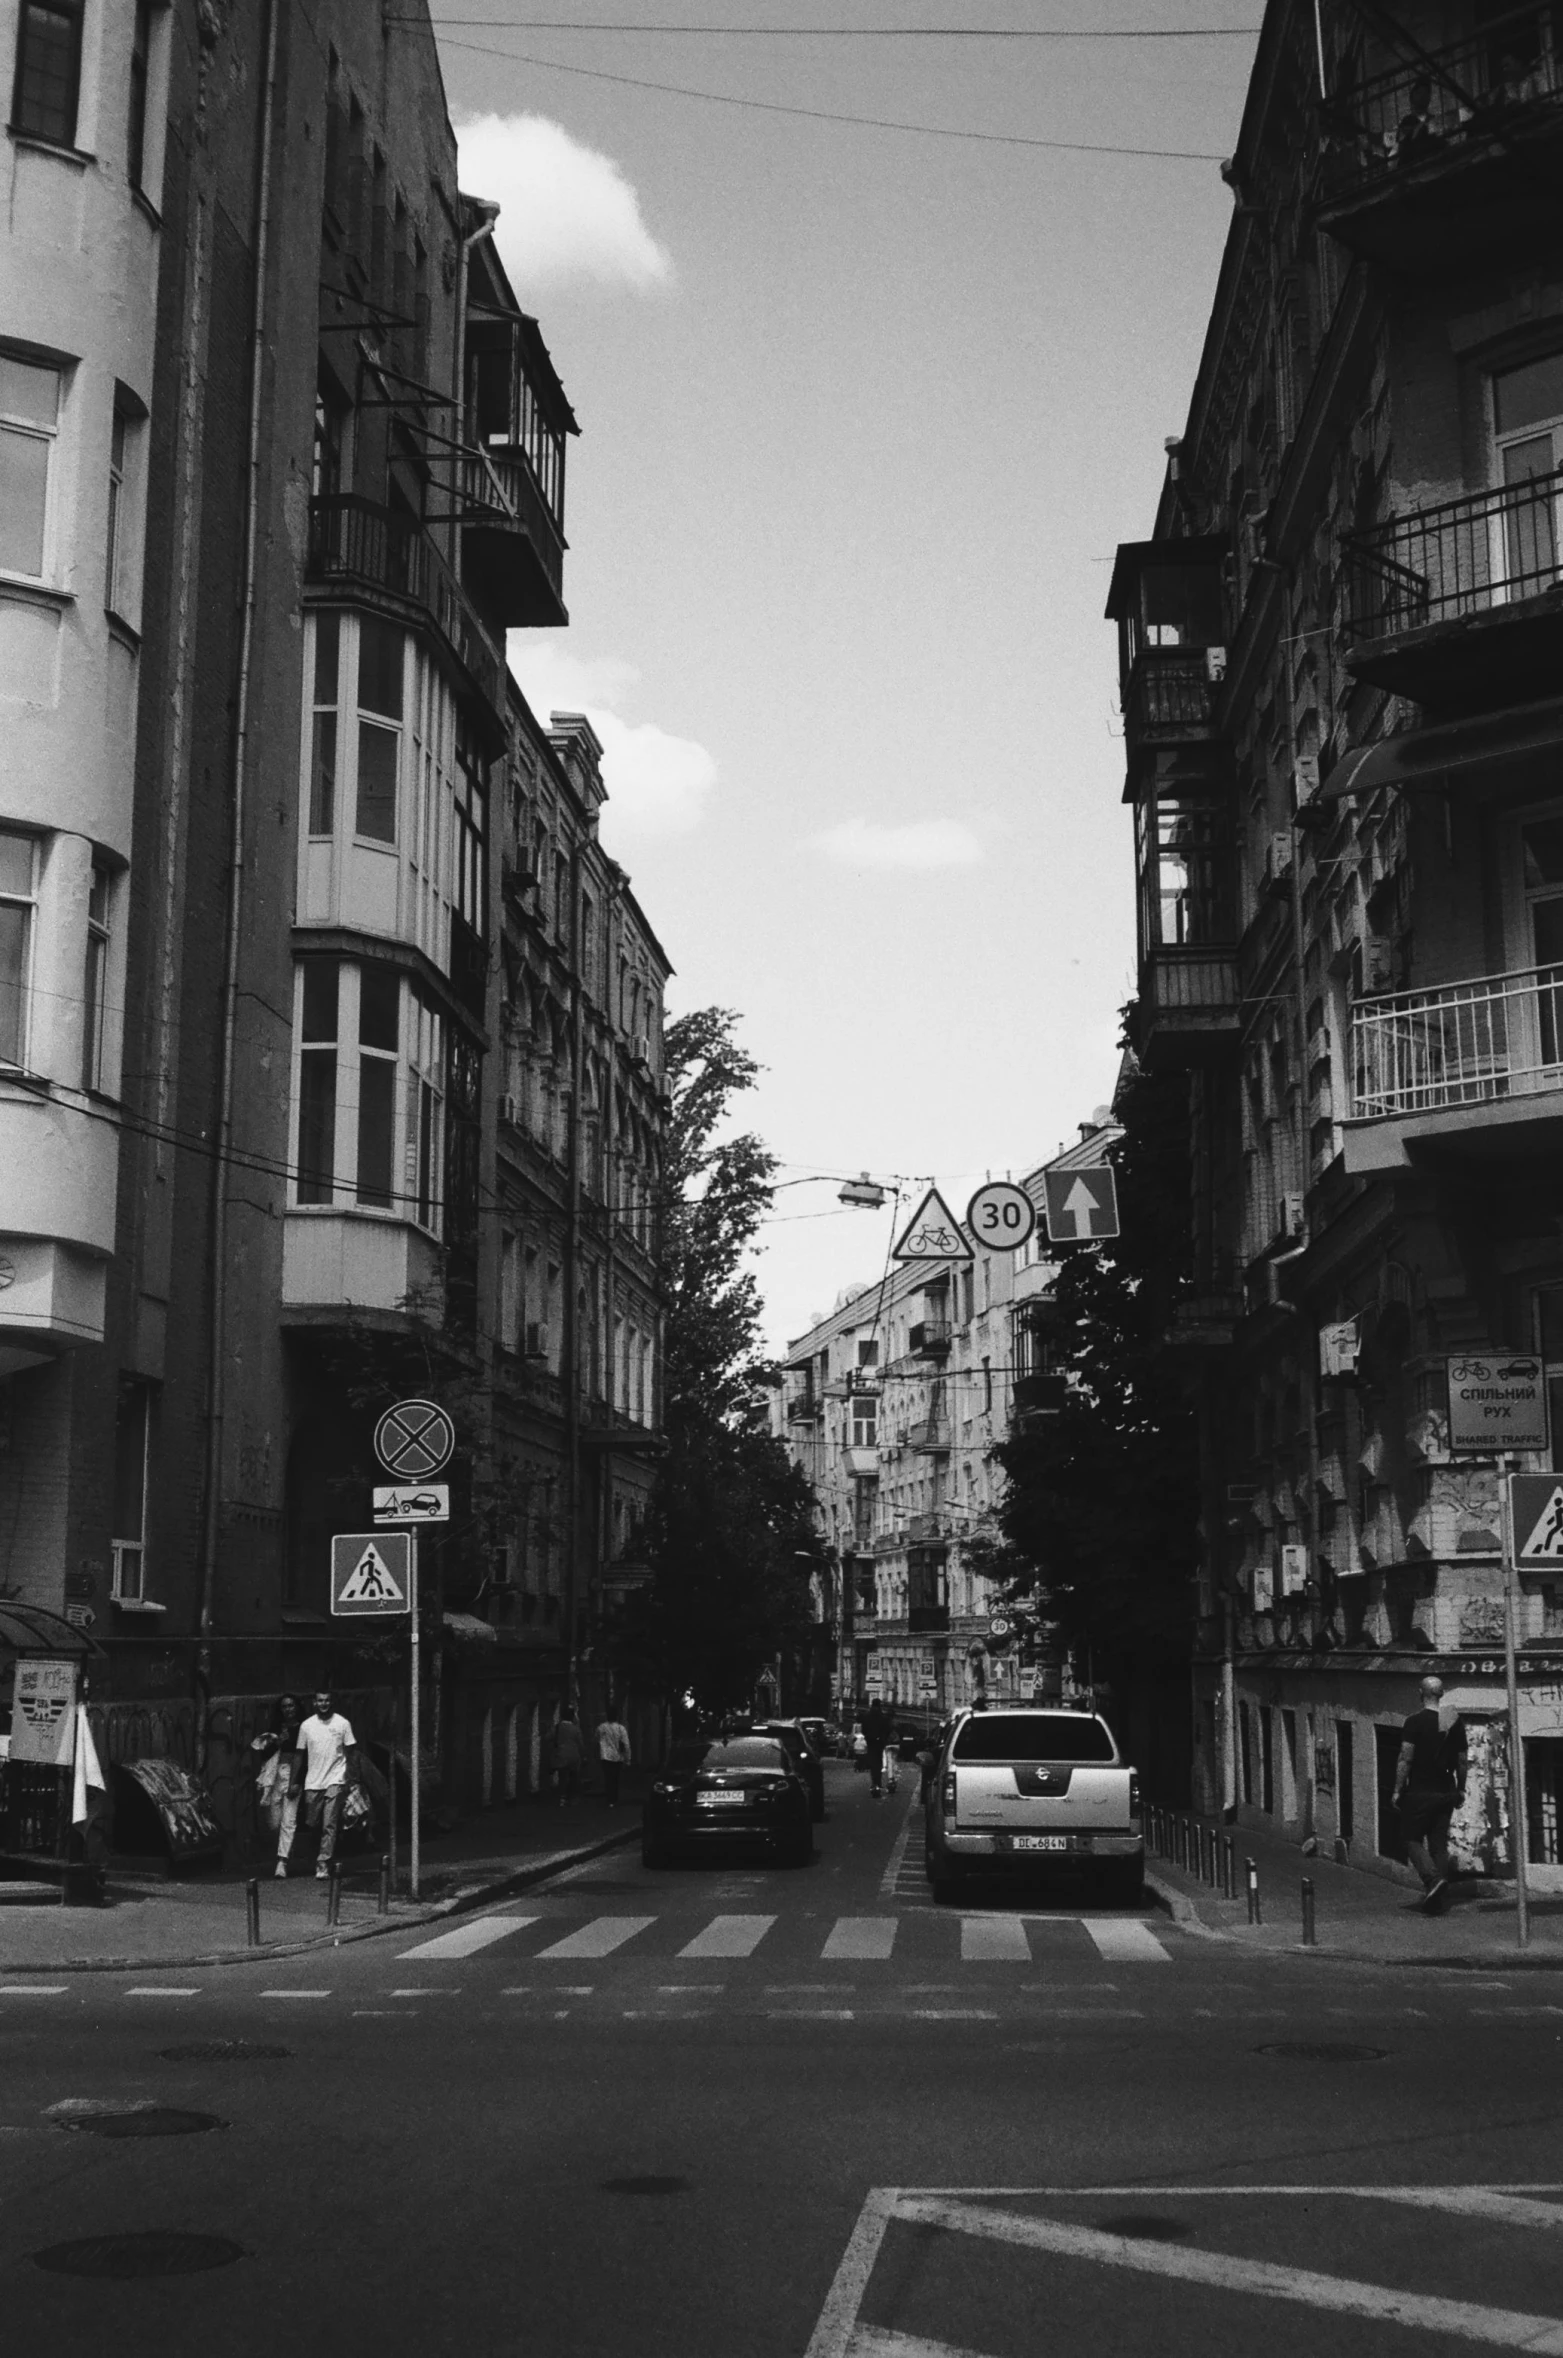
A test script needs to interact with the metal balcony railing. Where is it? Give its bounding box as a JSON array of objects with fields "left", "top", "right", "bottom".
[
  {"left": 907, "top": 1419, "right": 952, "bottom": 1453},
  {"left": 1339, "top": 465, "right": 1563, "bottom": 643},
  {"left": 1125, "top": 649, "right": 1217, "bottom": 739},
  {"left": 786, "top": 1392, "right": 820, "bottom": 1422},
  {"left": 1349, "top": 962, "right": 1563, "bottom": 1119},
  {"left": 909, "top": 1319, "right": 952, "bottom": 1356},
  {"left": 306, "top": 495, "right": 506, "bottom": 718},
  {"left": 1319, "top": 9, "right": 1563, "bottom": 203}
]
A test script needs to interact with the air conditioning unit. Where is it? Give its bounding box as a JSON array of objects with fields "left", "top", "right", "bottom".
[
  {"left": 524, "top": 1322, "right": 550, "bottom": 1361},
  {"left": 499, "top": 1092, "right": 519, "bottom": 1127}
]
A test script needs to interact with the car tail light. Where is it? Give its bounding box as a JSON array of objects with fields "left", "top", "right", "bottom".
[
  {"left": 1129, "top": 1772, "right": 1141, "bottom": 1822},
  {"left": 942, "top": 1770, "right": 956, "bottom": 1811}
]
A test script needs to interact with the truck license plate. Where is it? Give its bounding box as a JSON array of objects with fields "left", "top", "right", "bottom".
[
  {"left": 1012, "top": 1834, "right": 1067, "bottom": 1852},
  {"left": 697, "top": 1791, "right": 747, "bottom": 1808}
]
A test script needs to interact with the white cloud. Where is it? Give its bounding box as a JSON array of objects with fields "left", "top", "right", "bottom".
[
  {"left": 455, "top": 114, "right": 672, "bottom": 296},
  {"left": 507, "top": 639, "right": 717, "bottom": 842},
  {"left": 811, "top": 817, "right": 983, "bottom": 871}
]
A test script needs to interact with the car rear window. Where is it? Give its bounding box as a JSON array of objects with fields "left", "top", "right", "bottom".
[
  {"left": 952, "top": 1714, "right": 1117, "bottom": 1764},
  {"left": 674, "top": 1738, "right": 788, "bottom": 1771}
]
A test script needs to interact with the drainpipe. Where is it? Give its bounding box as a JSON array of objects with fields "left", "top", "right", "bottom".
[
  {"left": 197, "top": 0, "right": 279, "bottom": 1696},
  {"left": 563, "top": 837, "right": 585, "bottom": 1709}
]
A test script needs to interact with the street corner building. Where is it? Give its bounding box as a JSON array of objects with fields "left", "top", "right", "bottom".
[
  {"left": 1110, "top": 0, "right": 1563, "bottom": 1889},
  {"left": 0, "top": 0, "right": 672, "bottom": 1847}
]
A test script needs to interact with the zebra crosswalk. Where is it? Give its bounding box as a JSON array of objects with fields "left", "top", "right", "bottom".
[{"left": 395, "top": 1909, "right": 1177, "bottom": 1967}]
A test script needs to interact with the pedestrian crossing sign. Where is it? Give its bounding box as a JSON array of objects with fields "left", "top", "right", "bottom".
[
  {"left": 1512, "top": 1477, "right": 1563, "bottom": 1563},
  {"left": 330, "top": 1531, "right": 412, "bottom": 1615}
]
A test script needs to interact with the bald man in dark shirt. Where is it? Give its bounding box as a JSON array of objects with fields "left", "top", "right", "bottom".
[{"left": 1393, "top": 1674, "right": 1467, "bottom": 1913}]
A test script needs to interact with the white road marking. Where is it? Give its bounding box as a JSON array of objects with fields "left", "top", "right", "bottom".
[
  {"left": 1474, "top": 2006, "right": 1563, "bottom": 2018},
  {"left": 657, "top": 1984, "right": 727, "bottom": 1993},
  {"left": 960, "top": 1917, "right": 1030, "bottom": 1962},
  {"left": 0, "top": 1987, "right": 66, "bottom": 1997},
  {"left": 803, "top": 2187, "right": 900, "bottom": 2358},
  {"left": 911, "top": 2009, "right": 998, "bottom": 2021},
  {"left": 124, "top": 1987, "right": 201, "bottom": 1998},
  {"left": 260, "top": 1989, "right": 332, "bottom": 2000},
  {"left": 1081, "top": 1918, "right": 1171, "bottom": 1963},
  {"left": 824, "top": 1918, "right": 898, "bottom": 1960},
  {"left": 850, "top": 2332, "right": 990, "bottom": 2358},
  {"left": 1031, "top": 2008, "right": 1144, "bottom": 2020},
  {"left": 677, "top": 1914, "right": 776, "bottom": 1959},
  {"left": 623, "top": 2009, "right": 711, "bottom": 2020},
  {"left": 390, "top": 1987, "right": 458, "bottom": 1998},
  {"left": 880, "top": 1787, "right": 920, "bottom": 1898},
  {"left": 896, "top": 2194, "right": 1563, "bottom": 2349},
  {"left": 502, "top": 1983, "right": 594, "bottom": 1995},
  {"left": 398, "top": 1913, "right": 539, "bottom": 1961},
  {"left": 353, "top": 2009, "right": 413, "bottom": 2017},
  {"left": 533, "top": 1916, "right": 655, "bottom": 1961},
  {"left": 769, "top": 2008, "right": 855, "bottom": 2020}
]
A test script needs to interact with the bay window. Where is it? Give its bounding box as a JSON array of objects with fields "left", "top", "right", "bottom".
[
  {"left": 0, "top": 352, "right": 60, "bottom": 581},
  {"left": 302, "top": 610, "right": 406, "bottom": 847},
  {"left": 355, "top": 615, "right": 402, "bottom": 843},
  {"left": 292, "top": 955, "right": 445, "bottom": 1234},
  {"left": 81, "top": 860, "right": 110, "bottom": 1090},
  {"left": 0, "top": 827, "right": 38, "bottom": 1069}
]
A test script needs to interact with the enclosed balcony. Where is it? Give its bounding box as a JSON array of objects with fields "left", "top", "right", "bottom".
[
  {"left": 306, "top": 496, "right": 505, "bottom": 724},
  {"left": 1131, "top": 784, "right": 1239, "bottom": 1068},
  {"left": 458, "top": 444, "right": 568, "bottom": 631},
  {"left": 1344, "top": 960, "right": 1563, "bottom": 1169},
  {"left": 909, "top": 1318, "right": 952, "bottom": 1357},
  {"left": 907, "top": 1418, "right": 951, "bottom": 1454},
  {"left": 1315, "top": 10, "right": 1563, "bottom": 274},
  {"left": 463, "top": 292, "right": 577, "bottom": 632},
  {"left": 1340, "top": 462, "right": 1563, "bottom": 711},
  {"left": 1106, "top": 538, "right": 1227, "bottom": 771}
]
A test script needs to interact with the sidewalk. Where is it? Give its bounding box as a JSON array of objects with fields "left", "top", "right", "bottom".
[
  {"left": 1146, "top": 1810, "right": 1563, "bottom": 1969},
  {"left": 0, "top": 1776, "right": 648, "bottom": 1974}
]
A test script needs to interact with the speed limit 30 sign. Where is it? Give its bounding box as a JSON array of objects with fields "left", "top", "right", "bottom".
[{"left": 966, "top": 1181, "right": 1038, "bottom": 1254}]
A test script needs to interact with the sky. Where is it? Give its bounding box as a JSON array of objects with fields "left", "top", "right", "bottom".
[{"left": 433, "top": 4, "right": 1262, "bottom": 1354}]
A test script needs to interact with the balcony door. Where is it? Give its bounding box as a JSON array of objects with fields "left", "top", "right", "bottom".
[
  {"left": 1492, "top": 352, "right": 1563, "bottom": 602},
  {"left": 1503, "top": 807, "right": 1563, "bottom": 1082}
]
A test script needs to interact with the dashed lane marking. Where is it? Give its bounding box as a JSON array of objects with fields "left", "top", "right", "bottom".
[
  {"left": 880, "top": 1787, "right": 921, "bottom": 1899},
  {"left": 398, "top": 1912, "right": 539, "bottom": 1961},
  {"left": 0, "top": 1986, "right": 67, "bottom": 1997},
  {"left": 124, "top": 1987, "right": 201, "bottom": 1998},
  {"left": 259, "top": 1989, "right": 332, "bottom": 2000}
]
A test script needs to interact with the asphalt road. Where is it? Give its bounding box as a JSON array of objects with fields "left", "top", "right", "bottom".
[{"left": 4, "top": 1760, "right": 1563, "bottom": 2356}]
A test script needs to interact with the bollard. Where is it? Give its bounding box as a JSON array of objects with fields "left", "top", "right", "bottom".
[
  {"left": 378, "top": 1852, "right": 391, "bottom": 1916},
  {"left": 1301, "top": 1876, "right": 1316, "bottom": 1947},
  {"left": 327, "top": 1860, "right": 342, "bottom": 1929},
  {"left": 1226, "top": 1835, "right": 1237, "bottom": 1900},
  {"left": 245, "top": 1877, "right": 260, "bottom": 1948},
  {"left": 1246, "top": 1855, "right": 1261, "bottom": 1925}
]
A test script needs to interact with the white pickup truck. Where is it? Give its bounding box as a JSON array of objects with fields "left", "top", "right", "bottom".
[{"left": 923, "top": 1708, "right": 1143, "bottom": 1904}]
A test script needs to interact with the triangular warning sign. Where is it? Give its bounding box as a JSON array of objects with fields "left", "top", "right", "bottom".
[
  {"left": 891, "top": 1186, "right": 972, "bottom": 1264},
  {"left": 339, "top": 1543, "right": 407, "bottom": 1605},
  {"left": 1519, "top": 1485, "right": 1563, "bottom": 1562}
]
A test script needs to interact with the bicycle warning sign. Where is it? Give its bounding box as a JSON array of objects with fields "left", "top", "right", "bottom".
[{"left": 891, "top": 1186, "right": 972, "bottom": 1265}]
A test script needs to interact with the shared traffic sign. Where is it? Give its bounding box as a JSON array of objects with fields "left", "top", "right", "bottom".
[{"left": 330, "top": 1532, "right": 412, "bottom": 1616}]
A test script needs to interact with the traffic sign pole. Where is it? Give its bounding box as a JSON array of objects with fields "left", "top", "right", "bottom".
[
  {"left": 409, "top": 1530, "right": 421, "bottom": 1902},
  {"left": 1501, "top": 1460, "right": 1531, "bottom": 1950}
]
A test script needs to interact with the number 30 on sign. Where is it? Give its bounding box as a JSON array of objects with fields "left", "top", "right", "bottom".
[{"left": 966, "top": 1182, "right": 1038, "bottom": 1253}]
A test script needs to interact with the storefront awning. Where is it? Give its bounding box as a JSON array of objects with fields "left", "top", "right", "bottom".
[{"left": 0, "top": 1602, "right": 103, "bottom": 1658}]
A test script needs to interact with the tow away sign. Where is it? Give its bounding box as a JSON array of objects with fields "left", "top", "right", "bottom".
[
  {"left": 330, "top": 1532, "right": 412, "bottom": 1616},
  {"left": 373, "top": 1484, "right": 449, "bottom": 1524}
]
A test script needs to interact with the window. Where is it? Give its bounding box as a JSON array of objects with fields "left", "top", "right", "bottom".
[
  {"left": 355, "top": 617, "right": 402, "bottom": 842},
  {"left": 112, "top": 1379, "right": 152, "bottom": 1603},
  {"left": 453, "top": 724, "right": 486, "bottom": 936},
  {"left": 0, "top": 354, "right": 60, "bottom": 580},
  {"left": 11, "top": 0, "right": 83, "bottom": 146},
  {"left": 296, "top": 958, "right": 339, "bottom": 1203},
  {"left": 1493, "top": 351, "right": 1563, "bottom": 597},
  {"left": 407, "top": 985, "right": 443, "bottom": 1231},
  {"left": 312, "top": 378, "right": 347, "bottom": 501},
  {"left": 308, "top": 612, "right": 338, "bottom": 835},
  {"left": 850, "top": 1396, "right": 877, "bottom": 1448},
  {"left": 0, "top": 828, "right": 38, "bottom": 1069},
  {"left": 81, "top": 861, "right": 109, "bottom": 1090},
  {"left": 500, "top": 1232, "right": 520, "bottom": 1352},
  {"left": 127, "top": 0, "right": 151, "bottom": 187},
  {"left": 105, "top": 407, "right": 126, "bottom": 611},
  {"left": 356, "top": 963, "right": 398, "bottom": 1208}
]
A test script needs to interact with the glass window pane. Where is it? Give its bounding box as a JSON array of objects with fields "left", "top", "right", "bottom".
[
  {"left": 308, "top": 711, "right": 336, "bottom": 836},
  {"left": 0, "top": 356, "right": 58, "bottom": 426},
  {"left": 81, "top": 926, "right": 105, "bottom": 1088},
  {"left": 0, "top": 828, "right": 35, "bottom": 897},
  {"left": 356, "top": 720, "right": 398, "bottom": 842},
  {"left": 0, "top": 901, "right": 28, "bottom": 1064},
  {"left": 13, "top": 0, "right": 81, "bottom": 144},
  {"left": 297, "top": 1049, "right": 337, "bottom": 1202},
  {"left": 1496, "top": 352, "right": 1563, "bottom": 438},
  {"left": 313, "top": 611, "right": 339, "bottom": 705},
  {"left": 1523, "top": 821, "right": 1563, "bottom": 888},
  {"left": 358, "top": 964, "right": 399, "bottom": 1050},
  {"left": 300, "top": 957, "right": 338, "bottom": 1043},
  {"left": 358, "top": 617, "right": 403, "bottom": 719},
  {"left": 0, "top": 425, "right": 50, "bottom": 575},
  {"left": 356, "top": 1056, "right": 395, "bottom": 1208},
  {"left": 1540, "top": 1288, "right": 1563, "bottom": 1364}
]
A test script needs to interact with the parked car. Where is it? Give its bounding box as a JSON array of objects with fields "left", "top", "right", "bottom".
[
  {"left": 642, "top": 1734, "right": 813, "bottom": 1868},
  {"left": 797, "top": 1715, "right": 834, "bottom": 1758},
  {"left": 923, "top": 1708, "right": 1143, "bottom": 1904},
  {"left": 753, "top": 1719, "right": 826, "bottom": 1821}
]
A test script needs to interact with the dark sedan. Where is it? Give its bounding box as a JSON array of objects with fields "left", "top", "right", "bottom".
[
  {"left": 753, "top": 1718, "right": 826, "bottom": 1821},
  {"left": 642, "top": 1735, "right": 813, "bottom": 1867}
]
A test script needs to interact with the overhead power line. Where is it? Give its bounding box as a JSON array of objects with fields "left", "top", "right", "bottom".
[{"left": 436, "top": 35, "right": 1232, "bottom": 155}]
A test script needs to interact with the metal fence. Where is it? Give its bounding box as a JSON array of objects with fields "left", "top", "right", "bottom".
[
  {"left": 1339, "top": 464, "right": 1563, "bottom": 642},
  {"left": 1349, "top": 962, "right": 1563, "bottom": 1117},
  {"left": 1321, "top": 9, "right": 1563, "bottom": 197}
]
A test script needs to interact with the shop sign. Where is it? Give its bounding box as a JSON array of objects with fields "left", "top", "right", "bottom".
[{"left": 9, "top": 1659, "right": 77, "bottom": 1766}]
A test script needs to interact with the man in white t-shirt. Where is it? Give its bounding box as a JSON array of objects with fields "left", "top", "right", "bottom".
[
  {"left": 595, "top": 1711, "right": 632, "bottom": 1807},
  {"left": 281, "top": 1690, "right": 360, "bottom": 1878}
]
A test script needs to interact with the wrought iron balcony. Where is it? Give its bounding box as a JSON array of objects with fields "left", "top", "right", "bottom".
[
  {"left": 909, "top": 1319, "right": 952, "bottom": 1357},
  {"left": 459, "top": 446, "right": 568, "bottom": 630},
  {"left": 1345, "top": 959, "right": 1563, "bottom": 1169},
  {"left": 1316, "top": 12, "right": 1563, "bottom": 272},
  {"left": 1012, "top": 1372, "right": 1068, "bottom": 1419},
  {"left": 907, "top": 1418, "right": 951, "bottom": 1454},
  {"left": 306, "top": 496, "right": 505, "bottom": 723},
  {"left": 909, "top": 1604, "right": 950, "bottom": 1634},
  {"left": 786, "top": 1391, "right": 821, "bottom": 1423},
  {"left": 1133, "top": 946, "right": 1240, "bottom": 1070},
  {"left": 1339, "top": 466, "right": 1563, "bottom": 707},
  {"left": 1123, "top": 648, "right": 1220, "bottom": 752}
]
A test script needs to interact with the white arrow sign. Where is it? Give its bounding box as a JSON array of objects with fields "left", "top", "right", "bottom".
[{"left": 1042, "top": 1163, "right": 1120, "bottom": 1242}]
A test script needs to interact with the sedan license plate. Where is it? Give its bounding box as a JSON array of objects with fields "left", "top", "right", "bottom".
[
  {"left": 697, "top": 1791, "right": 748, "bottom": 1809},
  {"left": 1011, "top": 1834, "right": 1068, "bottom": 1853}
]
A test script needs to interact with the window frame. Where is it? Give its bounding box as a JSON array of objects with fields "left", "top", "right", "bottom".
[
  {"left": 0, "top": 826, "right": 40, "bottom": 1072},
  {"left": 10, "top": 0, "right": 86, "bottom": 150},
  {"left": 0, "top": 348, "right": 63, "bottom": 586},
  {"left": 81, "top": 859, "right": 110, "bottom": 1091},
  {"left": 111, "top": 1378, "right": 154, "bottom": 1607}
]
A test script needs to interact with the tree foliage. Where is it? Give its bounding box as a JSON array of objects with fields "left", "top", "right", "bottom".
[
  {"left": 985, "top": 1059, "right": 1200, "bottom": 1677},
  {"left": 640, "top": 1009, "right": 820, "bottom": 1711}
]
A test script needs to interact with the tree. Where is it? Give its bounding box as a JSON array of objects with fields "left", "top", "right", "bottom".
[
  {"left": 636, "top": 1009, "right": 821, "bottom": 1712},
  {"left": 984, "top": 1059, "right": 1200, "bottom": 1705}
]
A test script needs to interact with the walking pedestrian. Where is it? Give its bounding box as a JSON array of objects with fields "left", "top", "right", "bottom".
[
  {"left": 1393, "top": 1674, "right": 1468, "bottom": 1913},
  {"left": 282, "top": 1689, "right": 360, "bottom": 1879},
  {"left": 252, "top": 1694, "right": 302, "bottom": 1878},
  {"left": 595, "top": 1706, "right": 632, "bottom": 1806},
  {"left": 551, "top": 1709, "right": 585, "bottom": 1806},
  {"left": 864, "top": 1698, "right": 891, "bottom": 1799}
]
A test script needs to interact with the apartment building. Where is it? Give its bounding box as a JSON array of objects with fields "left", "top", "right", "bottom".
[
  {"left": 1110, "top": 0, "right": 1563, "bottom": 1882},
  {"left": 0, "top": 0, "right": 667, "bottom": 1821}
]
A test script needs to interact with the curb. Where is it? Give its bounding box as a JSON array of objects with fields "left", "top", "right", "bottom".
[
  {"left": 0, "top": 1824, "right": 640, "bottom": 1977},
  {"left": 1145, "top": 1868, "right": 1563, "bottom": 1969}
]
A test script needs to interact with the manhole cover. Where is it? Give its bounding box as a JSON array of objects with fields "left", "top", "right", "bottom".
[
  {"left": 1256, "top": 2041, "right": 1388, "bottom": 2063},
  {"left": 57, "top": 2107, "right": 224, "bottom": 2138},
  {"left": 1096, "top": 2215, "right": 1194, "bottom": 2241},
  {"left": 600, "top": 2176, "right": 689, "bottom": 2196},
  {"left": 158, "top": 2041, "right": 290, "bottom": 2062},
  {"left": 32, "top": 2232, "right": 245, "bottom": 2279}
]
